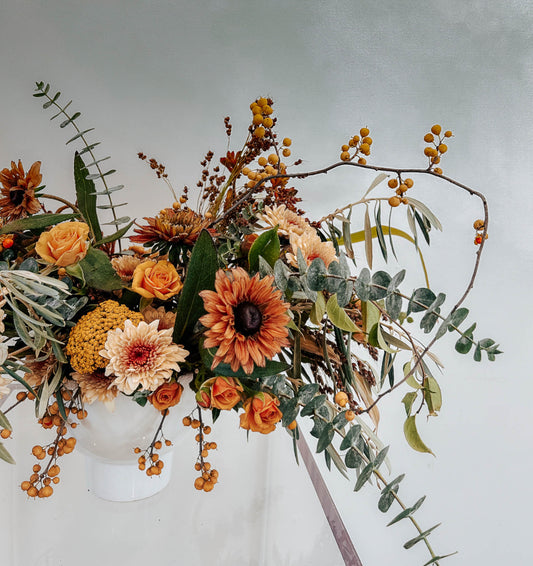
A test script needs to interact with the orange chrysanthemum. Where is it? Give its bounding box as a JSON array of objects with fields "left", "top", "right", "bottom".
[
  {"left": 199, "top": 268, "right": 290, "bottom": 375},
  {"left": 0, "top": 160, "right": 42, "bottom": 221},
  {"left": 130, "top": 207, "right": 212, "bottom": 247}
]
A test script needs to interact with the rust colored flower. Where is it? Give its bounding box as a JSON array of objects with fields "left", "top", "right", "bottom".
[
  {"left": 131, "top": 259, "right": 183, "bottom": 300},
  {"left": 239, "top": 392, "right": 282, "bottom": 434},
  {"left": 199, "top": 268, "right": 290, "bottom": 375},
  {"left": 0, "top": 160, "right": 42, "bottom": 221},
  {"left": 149, "top": 381, "right": 183, "bottom": 411},
  {"left": 130, "top": 208, "right": 212, "bottom": 247},
  {"left": 220, "top": 150, "right": 241, "bottom": 173}
]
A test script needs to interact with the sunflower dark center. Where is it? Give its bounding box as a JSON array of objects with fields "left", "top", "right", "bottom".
[
  {"left": 234, "top": 301, "right": 262, "bottom": 336},
  {"left": 10, "top": 188, "right": 25, "bottom": 206}
]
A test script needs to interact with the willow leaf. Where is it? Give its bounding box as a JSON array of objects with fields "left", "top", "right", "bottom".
[
  {"left": 404, "top": 416, "right": 434, "bottom": 456},
  {"left": 364, "top": 205, "right": 373, "bottom": 269},
  {"left": 0, "top": 443, "right": 15, "bottom": 465}
]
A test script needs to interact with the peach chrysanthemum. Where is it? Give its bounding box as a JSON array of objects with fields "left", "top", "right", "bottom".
[
  {"left": 287, "top": 231, "right": 338, "bottom": 268},
  {"left": 100, "top": 319, "right": 189, "bottom": 395},
  {"left": 111, "top": 255, "right": 142, "bottom": 282},
  {"left": 258, "top": 204, "right": 311, "bottom": 238},
  {"left": 199, "top": 268, "right": 290, "bottom": 375},
  {"left": 71, "top": 370, "right": 118, "bottom": 407}
]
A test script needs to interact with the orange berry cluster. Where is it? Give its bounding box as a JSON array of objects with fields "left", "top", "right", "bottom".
[
  {"left": 423, "top": 125, "right": 452, "bottom": 174},
  {"left": 134, "top": 435, "right": 172, "bottom": 477},
  {"left": 183, "top": 411, "right": 218, "bottom": 492},
  {"left": 250, "top": 97, "right": 275, "bottom": 139},
  {"left": 339, "top": 127, "right": 372, "bottom": 165},
  {"left": 0, "top": 234, "right": 14, "bottom": 250},
  {"left": 387, "top": 176, "right": 414, "bottom": 208},
  {"left": 333, "top": 391, "right": 356, "bottom": 421},
  {"left": 21, "top": 390, "right": 81, "bottom": 498},
  {"left": 473, "top": 219, "right": 488, "bottom": 245},
  {"left": 241, "top": 138, "right": 291, "bottom": 190}
]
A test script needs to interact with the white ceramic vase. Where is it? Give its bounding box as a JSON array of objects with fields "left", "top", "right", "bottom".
[{"left": 73, "top": 392, "right": 182, "bottom": 502}]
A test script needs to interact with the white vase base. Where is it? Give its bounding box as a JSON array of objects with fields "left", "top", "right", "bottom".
[{"left": 84, "top": 451, "right": 174, "bottom": 502}]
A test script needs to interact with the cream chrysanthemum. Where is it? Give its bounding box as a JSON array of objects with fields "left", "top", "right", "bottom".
[
  {"left": 287, "top": 231, "right": 338, "bottom": 268},
  {"left": 71, "top": 370, "right": 119, "bottom": 407},
  {"left": 100, "top": 320, "right": 189, "bottom": 395},
  {"left": 258, "top": 204, "right": 311, "bottom": 238}
]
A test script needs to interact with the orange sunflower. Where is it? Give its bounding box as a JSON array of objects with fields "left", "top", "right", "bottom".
[
  {"left": 199, "top": 268, "right": 290, "bottom": 375},
  {"left": 0, "top": 160, "right": 42, "bottom": 221}
]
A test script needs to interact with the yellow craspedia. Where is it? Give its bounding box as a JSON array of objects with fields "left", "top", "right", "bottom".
[{"left": 66, "top": 300, "right": 144, "bottom": 374}]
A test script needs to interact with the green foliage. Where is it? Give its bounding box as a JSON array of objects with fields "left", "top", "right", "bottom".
[
  {"left": 248, "top": 227, "right": 280, "bottom": 272},
  {"left": 74, "top": 152, "right": 102, "bottom": 242},
  {"left": 0, "top": 213, "right": 79, "bottom": 235},
  {"left": 74, "top": 247, "right": 123, "bottom": 291},
  {"left": 403, "top": 416, "right": 434, "bottom": 456},
  {"left": 173, "top": 230, "right": 218, "bottom": 344}
]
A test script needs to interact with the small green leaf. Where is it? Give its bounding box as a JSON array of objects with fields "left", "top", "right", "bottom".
[
  {"left": 403, "top": 523, "right": 441, "bottom": 549},
  {"left": 300, "top": 394, "right": 327, "bottom": 417},
  {"left": 307, "top": 258, "right": 328, "bottom": 291},
  {"left": 326, "top": 294, "right": 360, "bottom": 333},
  {"left": 0, "top": 410, "right": 12, "bottom": 431},
  {"left": 0, "top": 443, "right": 15, "bottom": 464},
  {"left": 401, "top": 391, "right": 418, "bottom": 416},
  {"left": 248, "top": 227, "right": 280, "bottom": 272},
  {"left": 372, "top": 445, "right": 389, "bottom": 470},
  {"left": 409, "top": 288, "right": 436, "bottom": 313},
  {"left": 345, "top": 445, "right": 363, "bottom": 468},
  {"left": 297, "top": 383, "right": 320, "bottom": 404},
  {"left": 354, "top": 268, "right": 371, "bottom": 301},
  {"left": 369, "top": 271, "right": 391, "bottom": 300},
  {"left": 280, "top": 397, "right": 300, "bottom": 427},
  {"left": 422, "top": 552, "right": 459, "bottom": 565},
  {"left": 404, "top": 416, "right": 434, "bottom": 455},
  {"left": 340, "top": 423, "right": 362, "bottom": 450},
  {"left": 317, "top": 423, "right": 335, "bottom": 453}
]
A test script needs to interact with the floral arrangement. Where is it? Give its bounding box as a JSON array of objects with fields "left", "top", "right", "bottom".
[{"left": 0, "top": 82, "right": 499, "bottom": 564}]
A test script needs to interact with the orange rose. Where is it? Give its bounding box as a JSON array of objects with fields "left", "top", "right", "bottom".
[
  {"left": 35, "top": 221, "right": 90, "bottom": 267},
  {"left": 239, "top": 392, "right": 282, "bottom": 434},
  {"left": 131, "top": 259, "right": 183, "bottom": 300},
  {"left": 149, "top": 381, "right": 183, "bottom": 411},
  {"left": 211, "top": 377, "right": 243, "bottom": 410}
]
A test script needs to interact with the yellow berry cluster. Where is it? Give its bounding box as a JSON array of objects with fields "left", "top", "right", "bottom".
[
  {"left": 423, "top": 125, "right": 452, "bottom": 174},
  {"left": 66, "top": 300, "right": 144, "bottom": 374},
  {"left": 250, "top": 97, "right": 275, "bottom": 139},
  {"left": 241, "top": 138, "right": 291, "bottom": 190},
  {"left": 183, "top": 411, "right": 218, "bottom": 492},
  {"left": 21, "top": 391, "right": 81, "bottom": 498},
  {"left": 473, "top": 219, "right": 488, "bottom": 245},
  {"left": 387, "top": 176, "right": 414, "bottom": 208},
  {"left": 339, "top": 127, "right": 372, "bottom": 165}
]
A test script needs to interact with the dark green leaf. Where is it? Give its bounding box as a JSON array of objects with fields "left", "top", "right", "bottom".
[
  {"left": 310, "top": 416, "right": 327, "bottom": 439},
  {"left": 369, "top": 271, "right": 391, "bottom": 300},
  {"left": 455, "top": 322, "right": 477, "bottom": 354},
  {"left": 324, "top": 261, "right": 342, "bottom": 294},
  {"left": 422, "top": 552, "right": 459, "bottom": 565},
  {"left": 408, "top": 288, "right": 436, "bottom": 313},
  {"left": 248, "top": 227, "right": 280, "bottom": 272},
  {"left": 317, "top": 423, "right": 335, "bottom": 453},
  {"left": 173, "top": 230, "right": 218, "bottom": 343},
  {"left": 332, "top": 411, "right": 348, "bottom": 429},
  {"left": 354, "top": 461, "right": 374, "bottom": 491},
  {"left": 354, "top": 268, "right": 371, "bottom": 301},
  {"left": 403, "top": 523, "right": 441, "bottom": 549},
  {"left": 373, "top": 445, "right": 389, "bottom": 470},
  {"left": 74, "top": 152, "right": 103, "bottom": 242},
  {"left": 297, "top": 383, "right": 320, "bottom": 404},
  {"left": 375, "top": 202, "right": 388, "bottom": 261},
  {"left": 386, "top": 292, "right": 402, "bottom": 321},
  {"left": 280, "top": 397, "right": 300, "bottom": 427},
  {"left": 449, "top": 307, "right": 469, "bottom": 329},
  {"left": 300, "top": 394, "right": 327, "bottom": 417},
  {"left": 340, "top": 423, "right": 362, "bottom": 450},
  {"left": 345, "top": 445, "right": 363, "bottom": 468},
  {"left": 76, "top": 247, "right": 123, "bottom": 291},
  {"left": 413, "top": 209, "right": 431, "bottom": 245},
  {"left": 307, "top": 258, "right": 328, "bottom": 291},
  {"left": 18, "top": 258, "right": 39, "bottom": 273},
  {"left": 0, "top": 213, "right": 79, "bottom": 234},
  {"left": 387, "top": 496, "right": 426, "bottom": 526}
]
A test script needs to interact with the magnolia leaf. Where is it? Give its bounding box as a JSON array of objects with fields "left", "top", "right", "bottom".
[
  {"left": 0, "top": 443, "right": 15, "bottom": 465},
  {"left": 173, "top": 230, "right": 218, "bottom": 344},
  {"left": 0, "top": 213, "right": 79, "bottom": 234},
  {"left": 77, "top": 247, "right": 123, "bottom": 291},
  {"left": 326, "top": 294, "right": 360, "bottom": 333},
  {"left": 248, "top": 227, "right": 280, "bottom": 272},
  {"left": 404, "top": 416, "right": 434, "bottom": 456},
  {"left": 74, "top": 152, "right": 103, "bottom": 242}
]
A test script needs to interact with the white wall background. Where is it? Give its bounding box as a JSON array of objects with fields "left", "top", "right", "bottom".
[{"left": 0, "top": 1, "right": 532, "bottom": 565}]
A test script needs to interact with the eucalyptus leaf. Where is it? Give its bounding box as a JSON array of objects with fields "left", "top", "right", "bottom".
[
  {"left": 317, "top": 422, "right": 335, "bottom": 453},
  {"left": 354, "top": 461, "right": 374, "bottom": 491},
  {"left": 403, "top": 523, "right": 441, "bottom": 549},
  {"left": 387, "top": 495, "right": 426, "bottom": 526}
]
